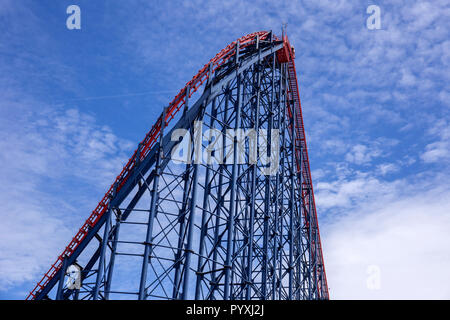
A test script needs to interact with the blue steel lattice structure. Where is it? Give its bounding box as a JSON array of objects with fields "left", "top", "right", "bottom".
[{"left": 27, "top": 31, "right": 329, "bottom": 300}]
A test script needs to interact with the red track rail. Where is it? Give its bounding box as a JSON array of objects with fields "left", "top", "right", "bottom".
[{"left": 27, "top": 31, "right": 277, "bottom": 300}]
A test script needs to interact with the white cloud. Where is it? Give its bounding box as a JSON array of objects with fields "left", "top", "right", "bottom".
[
  {"left": 421, "top": 120, "right": 450, "bottom": 163},
  {"left": 399, "top": 68, "right": 417, "bottom": 86},
  {"left": 0, "top": 99, "right": 133, "bottom": 292},
  {"left": 321, "top": 178, "right": 450, "bottom": 299},
  {"left": 422, "top": 141, "right": 450, "bottom": 163},
  {"left": 0, "top": 191, "right": 71, "bottom": 289},
  {"left": 316, "top": 172, "right": 404, "bottom": 211},
  {"left": 403, "top": 1, "right": 442, "bottom": 31},
  {"left": 345, "top": 144, "right": 382, "bottom": 165},
  {"left": 376, "top": 163, "right": 399, "bottom": 176}
]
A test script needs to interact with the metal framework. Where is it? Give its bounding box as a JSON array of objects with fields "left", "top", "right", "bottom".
[{"left": 27, "top": 31, "right": 329, "bottom": 300}]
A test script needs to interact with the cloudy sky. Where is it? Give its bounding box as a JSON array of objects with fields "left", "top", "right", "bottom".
[{"left": 0, "top": 0, "right": 449, "bottom": 299}]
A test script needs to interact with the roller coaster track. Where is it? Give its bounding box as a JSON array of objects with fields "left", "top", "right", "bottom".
[{"left": 27, "top": 31, "right": 329, "bottom": 300}]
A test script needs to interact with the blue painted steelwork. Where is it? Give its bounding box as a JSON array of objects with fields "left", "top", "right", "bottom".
[{"left": 28, "top": 32, "right": 329, "bottom": 300}]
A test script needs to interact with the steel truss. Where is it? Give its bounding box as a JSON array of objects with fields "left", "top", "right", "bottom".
[{"left": 27, "top": 31, "right": 329, "bottom": 300}]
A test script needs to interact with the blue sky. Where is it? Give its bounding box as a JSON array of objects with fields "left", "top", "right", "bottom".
[{"left": 0, "top": 0, "right": 449, "bottom": 299}]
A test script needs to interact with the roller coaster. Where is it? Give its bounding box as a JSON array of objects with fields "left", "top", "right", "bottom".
[{"left": 27, "top": 31, "right": 329, "bottom": 300}]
